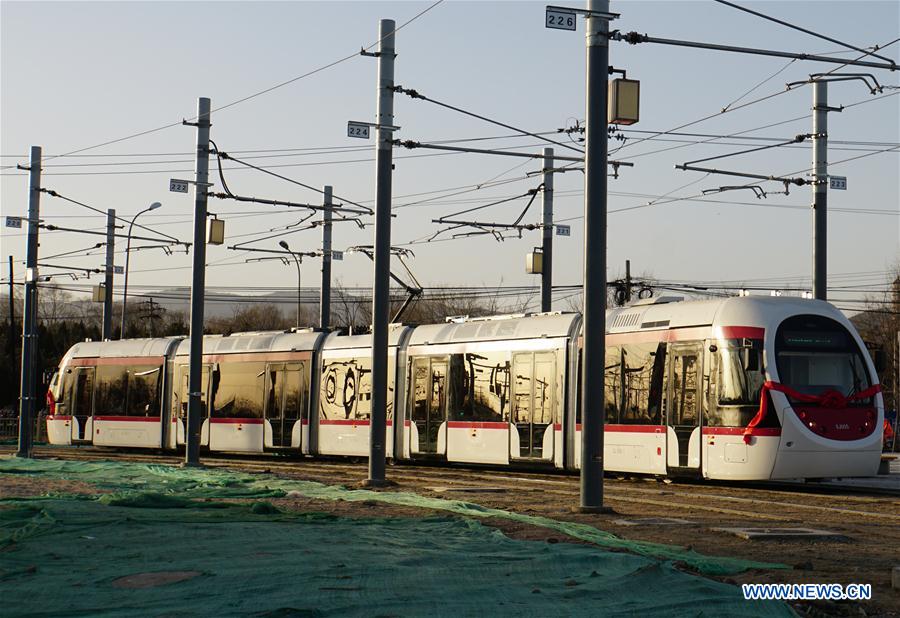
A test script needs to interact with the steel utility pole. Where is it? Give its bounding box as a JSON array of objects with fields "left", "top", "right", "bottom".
[
  {"left": 7, "top": 256, "right": 14, "bottom": 349},
  {"left": 185, "top": 97, "right": 211, "bottom": 467},
  {"left": 367, "top": 18, "right": 396, "bottom": 486},
  {"left": 812, "top": 80, "right": 828, "bottom": 301},
  {"left": 321, "top": 185, "right": 333, "bottom": 330},
  {"left": 541, "top": 147, "right": 554, "bottom": 312},
  {"left": 17, "top": 146, "right": 41, "bottom": 459},
  {"left": 580, "top": 0, "right": 611, "bottom": 511},
  {"left": 625, "top": 259, "right": 632, "bottom": 303},
  {"left": 102, "top": 209, "right": 115, "bottom": 339}
]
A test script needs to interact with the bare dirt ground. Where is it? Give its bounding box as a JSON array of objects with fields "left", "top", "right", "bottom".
[{"left": 2, "top": 449, "right": 898, "bottom": 617}]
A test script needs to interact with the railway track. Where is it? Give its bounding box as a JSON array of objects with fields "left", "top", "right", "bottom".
[{"left": 7, "top": 445, "right": 898, "bottom": 521}]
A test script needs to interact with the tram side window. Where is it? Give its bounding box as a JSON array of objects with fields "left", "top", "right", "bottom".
[
  {"left": 710, "top": 340, "right": 765, "bottom": 427},
  {"left": 127, "top": 365, "right": 161, "bottom": 416},
  {"left": 574, "top": 343, "right": 665, "bottom": 426},
  {"left": 512, "top": 355, "right": 531, "bottom": 424},
  {"left": 211, "top": 362, "right": 265, "bottom": 419},
  {"left": 604, "top": 347, "right": 622, "bottom": 423},
  {"left": 74, "top": 369, "right": 94, "bottom": 417},
  {"left": 59, "top": 370, "right": 74, "bottom": 412},
  {"left": 95, "top": 365, "right": 128, "bottom": 416},
  {"left": 575, "top": 349, "right": 582, "bottom": 426},
  {"left": 454, "top": 351, "right": 509, "bottom": 422},
  {"left": 93, "top": 364, "right": 161, "bottom": 417},
  {"left": 284, "top": 362, "right": 309, "bottom": 419},
  {"left": 533, "top": 352, "right": 556, "bottom": 425},
  {"left": 320, "top": 357, "right": 372, "bottom": 421},
  {"left": 448, "top": 354, "right": 466, "bottom": 419},
  {"left": 618, "top": 342, "right": 666, "bottom": 425}
]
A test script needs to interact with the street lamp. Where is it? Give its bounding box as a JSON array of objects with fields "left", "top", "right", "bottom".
[
  {"left": 120, "top": 201, "right": 162, "bottom": 338},
  {"left": 279, "top": 240, "right": 302, "bottom": 328}
]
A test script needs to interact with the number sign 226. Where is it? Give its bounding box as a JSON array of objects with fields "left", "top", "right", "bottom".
[{"left": 546, "top": 10, "right": 576, "bottom": 31}]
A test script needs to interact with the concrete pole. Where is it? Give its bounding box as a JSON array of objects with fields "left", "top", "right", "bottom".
[
  {"left": 541, "top": 148, "right": 554, "bottom": 313},
  {"left": 580, "top": 0, "right": 609, "bottom": 511},
  {"left": 7, "top": 256, "right": 14, "bottom": 349},
  {"left": 367, "top": 18, "right": 395, "bottom": 486},
  {"left": 102, "top": 209, "right": 115, "bottom": 339},
  {"left": 292, "top": 254, "right": 302, "bottom": 328},
  {"left": 625, "top": 259, "right": 632, "bottom": 303},
  {"left": 812, "top": 81, "right": 828, "bottom": 301},
  {"left": 17, "top": 146, "right": 41, "bottom": 459},
  {"left": 185, "top": 97, "right": 211, "bottom": 467},
  {"left": 320, "top": 185, "right": 333, "bottom": 330}
]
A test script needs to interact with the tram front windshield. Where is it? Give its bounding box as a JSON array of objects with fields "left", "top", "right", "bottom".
[{"left": 775, "top": 315, "right": 871, "bottom": 402}]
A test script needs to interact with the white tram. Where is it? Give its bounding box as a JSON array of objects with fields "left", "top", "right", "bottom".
[{"left": 46, "top": 296, "right": 885, "bottom": 480}]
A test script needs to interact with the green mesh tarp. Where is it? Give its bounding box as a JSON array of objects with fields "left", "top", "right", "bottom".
[{"left": 0, "top": 458, "right": 792, "bottom": 617}]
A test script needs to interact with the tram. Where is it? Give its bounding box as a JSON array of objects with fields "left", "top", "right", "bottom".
[{"left": 45, "top": 296, "right": 885, "bottom": 480}]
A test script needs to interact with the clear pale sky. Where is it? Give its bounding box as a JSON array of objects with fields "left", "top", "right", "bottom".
[{"left": 2, "top": 1, "right": 898, "bottom": 313}]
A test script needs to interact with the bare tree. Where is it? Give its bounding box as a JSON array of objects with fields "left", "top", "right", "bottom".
[
  {"left": 207, "top": 304, "right": 291, "bottom": 335},
  {"left": 850, "top": 262, "right": 900, "bottom": 427}
]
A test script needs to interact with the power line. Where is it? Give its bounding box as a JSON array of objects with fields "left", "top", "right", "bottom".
[
  {"left": 39, "top": 188, "right": 186, "bottom": 245},
  {"left": 0, "top": 140, "right": 556, "bottom": 178},
  {"left": 5, "top": 0, "right": 445, "bottom": 170},
  {"left": 612, "top": 37, "right": 900, "bottom": 159},
  {"left": 393, "top": 85, "right": 585, "bottom": 155},
  {"left": 713, "top": 0, "right": 897, "bottom": 65},
  {"left": 0, "top": 129, "right": 564, "bottom": 161}
]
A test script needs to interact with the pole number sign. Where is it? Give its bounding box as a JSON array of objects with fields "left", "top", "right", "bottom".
[
  {"left": 331, "top": 250, "right": 344, "bottom": 261},
  {"left": 829, "top": 176, "right": 847, "bottom": 190},
  {"left": 347, "top": 122, "right": 371, "bottom": 139},
  {"left": 556, "top": 224, "right": 571, "bottom": 236},
  {"left": 5, "top": 216, "right": 22, "bottom": 228},
  {"left": 546, "top": 8, "right": 577, "bottom": 30},
  {"left": 169, "top": 179, "right": 190, "bottom": 193}
]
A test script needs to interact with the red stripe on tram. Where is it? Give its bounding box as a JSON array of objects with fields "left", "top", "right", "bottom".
[
  {"left": 703, "top": 426, "right": 781, "bottom": 437},
  {"left": 606, "top": 424, "right": 666, "bottom": 433},
  {"left": 320, "top": 419, "right": 370, "bottom": 426},
  {"left": 93, "top": 416, "right": 161, "bottom": 423},
  {"left": 209, "top": 418, "right": 264, "bottom": 425},
  {"left": 447, "top": 421, "right": 509, "bottom": 430},
  {"left": 718, "top": 326, "right": 765, "bottom": 340}
]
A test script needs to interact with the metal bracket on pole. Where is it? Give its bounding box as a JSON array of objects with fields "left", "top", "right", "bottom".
[{"left": 546, "top": 5, "right": 620, "bottom": 20}]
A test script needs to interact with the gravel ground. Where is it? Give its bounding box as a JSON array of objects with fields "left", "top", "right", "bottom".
[{"left": 2, "top": 449, "right": 898, "bottom": 616}]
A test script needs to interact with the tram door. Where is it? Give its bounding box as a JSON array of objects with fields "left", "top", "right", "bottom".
[
  {"left": 265, "top": 363, "right": 305, "bottom": 449},
  {"left": 71, "top": 367, "right": 95, "bottom": 442},
  {"left": 179, "top": 365, "right": 211, "bottom": 446},
  {"left": 511, "top": 352, "right": 555, "bottom": 460},
  {"left": 410, "top": 357, "right": 447, "bottom": 456},
  {"left": 666, "top": 345, "right": 702, "bottom": 470}
]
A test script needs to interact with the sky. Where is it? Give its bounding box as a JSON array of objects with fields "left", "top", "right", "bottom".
[{"left": 2, "top": 0, "right": 898, "bottom": 315}]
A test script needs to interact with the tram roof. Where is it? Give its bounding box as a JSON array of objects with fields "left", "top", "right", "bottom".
[
  {"left": 607, "top": 295, "right": 847, "bottom": 335},
  {"left": 67, "top": 337, "right": 184, "bottom": 359},
  {"left": 320, "top": 324, "right": 412, "bottom": 352},
  {"left": 406, "top": 312, "right": 580, "bottom": 347},
  {"left": 173, "top": 329, "right": 324, "bottom": 356}
]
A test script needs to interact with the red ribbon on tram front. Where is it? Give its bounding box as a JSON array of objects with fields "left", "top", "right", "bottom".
[{"left": 742, "top": 381, "right": 882, "bottom": 444}]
